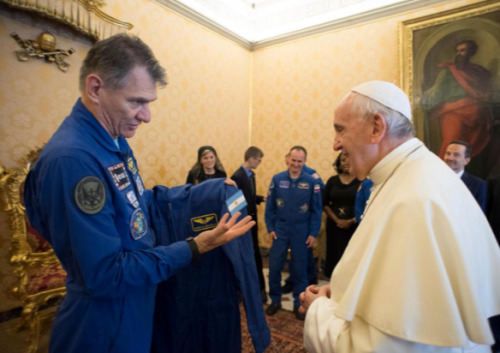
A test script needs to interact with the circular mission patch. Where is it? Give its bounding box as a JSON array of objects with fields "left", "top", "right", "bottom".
[{"left": 74, "top": 176, "right": 106, "bottom": 214}]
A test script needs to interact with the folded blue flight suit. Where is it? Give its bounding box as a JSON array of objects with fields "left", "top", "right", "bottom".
[{"left": 149, "top": 179, "right": 270, "bottom": 353}]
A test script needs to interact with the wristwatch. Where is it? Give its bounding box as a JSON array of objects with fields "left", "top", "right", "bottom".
[{"left": 186, "top": 237, "right": 200, "bottom": 263}]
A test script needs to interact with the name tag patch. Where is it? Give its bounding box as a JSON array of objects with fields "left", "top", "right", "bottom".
[
  {"left": 135, "top": 176, "right": 144, "bottom": 196},
  {"left": 191, "top": 213, "right": 218, "bottom": 232},
  {"left": 279, "top": 181, "right": 289, "bottom": 188},
  {"left": 130, "top": 208, "right": 148, "bottom": 240},
  {"left": 108, "top": 163, "right": 130, "bottom": 190},
  {"left": 126, "top": 190, "right": 139, "bottom": 208}
]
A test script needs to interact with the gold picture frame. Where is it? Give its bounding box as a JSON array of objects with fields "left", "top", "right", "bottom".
[{"left": 400, "top": 0, "right": 500, "bottom": 179}]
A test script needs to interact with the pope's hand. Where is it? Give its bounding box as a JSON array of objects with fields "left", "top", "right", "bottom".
[{"left": 299, "top": 284, "right": 331, "bottom": 315}]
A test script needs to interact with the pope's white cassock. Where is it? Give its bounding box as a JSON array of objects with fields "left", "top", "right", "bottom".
[{"left": 304, "top": 138, "right": 500, "bottom": 353}]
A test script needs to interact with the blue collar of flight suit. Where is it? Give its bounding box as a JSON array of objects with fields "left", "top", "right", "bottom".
[{"left": 70, "top": 98, "right": 130, "bottom": 156}]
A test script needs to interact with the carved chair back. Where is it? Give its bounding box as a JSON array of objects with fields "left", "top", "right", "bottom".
[{"left": 0, "top": 147, "right": 66, "bottom": 353}]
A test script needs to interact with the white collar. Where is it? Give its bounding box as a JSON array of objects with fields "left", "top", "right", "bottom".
[{"left": 368, "top": 138, "right": 422, "bottom": 186}]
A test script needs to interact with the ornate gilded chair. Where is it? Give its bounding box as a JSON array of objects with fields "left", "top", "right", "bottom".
[{"left": 0, "top": 147, "right": 67, "bottom": 353}]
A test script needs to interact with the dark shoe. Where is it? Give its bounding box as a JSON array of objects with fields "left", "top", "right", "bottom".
[
  {"left": 265, "top": 303, "right": 281, "bottom": 316},
  {"left": 294, "top": 306, "right": 305, "bottom": 321},
  {"left": 261, "top": 290, "right": 268, "bottom": 304},
  {"left": 281, "top": 282, "right": 293, "bottom": 294},
  {"left": 308, "top": 276, "right": 318, "bottom": 285}
]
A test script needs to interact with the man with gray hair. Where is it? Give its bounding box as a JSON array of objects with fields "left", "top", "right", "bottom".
[
  {"left": 24, "top": 34, "right": 254, "bottom": 353},
  {"left": 299, "top": 81, "right": 500, "bottom": 352}
]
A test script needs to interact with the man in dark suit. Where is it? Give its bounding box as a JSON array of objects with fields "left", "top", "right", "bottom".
[
  {"left": 487, "top": 175, "right": 500, "bottom": 246},
  {"left": 444, "top": 140, "right": 487, "bottom": 212},
  {"left": 231, "top": 146, "right": 267, "bottom": 302}
]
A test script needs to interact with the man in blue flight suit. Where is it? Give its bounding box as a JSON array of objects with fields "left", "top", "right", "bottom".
[
  {"left": 265, "top": 146, "right": 322, "bottom": 320},
  {"left": 23, "top": 34, "right": 254, "bottom": 353},
  {"left": 281, "top": 161, "right": 324, "bottom": 293}
]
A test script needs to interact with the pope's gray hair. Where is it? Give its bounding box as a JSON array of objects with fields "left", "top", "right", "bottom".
[{"left": 348, "top": 92, "right": 415, "bottom": 139}]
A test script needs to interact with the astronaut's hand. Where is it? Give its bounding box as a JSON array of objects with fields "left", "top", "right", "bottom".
[{"left": 194, "top": 212, "right": 254, "bottom": 254}]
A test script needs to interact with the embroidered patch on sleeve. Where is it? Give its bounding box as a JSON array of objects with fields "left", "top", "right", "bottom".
[
  {"left": 130, "top": 208, "right": 148, "bottom": 240},
  {"left": 226, "top": 189, "right": 247, "bottom": 216},
  {"left": 74, "top": 176, "right": 106, "bottom": 214}
]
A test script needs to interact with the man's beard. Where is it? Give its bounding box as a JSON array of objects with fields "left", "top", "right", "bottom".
[{"left": 455, "top": 54, "right": 469, "bottom": 70}]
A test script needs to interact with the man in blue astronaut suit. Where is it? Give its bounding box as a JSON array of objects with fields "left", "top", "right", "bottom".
[
  {"left": 23, "top": 34, "right": 254, "bottom": 353},
  {"left": 265, "top": 146, "right": 322, "bottom": 320}
]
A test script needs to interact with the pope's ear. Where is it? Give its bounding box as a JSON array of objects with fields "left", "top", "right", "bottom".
[
  {"left": 369, "top": 113, "right": 387, "bottom": 144},
  {"left": 84, "top": 74, "right": 104, "bottom": 103}
]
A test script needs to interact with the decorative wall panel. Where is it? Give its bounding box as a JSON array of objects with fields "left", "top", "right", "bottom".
[{"left": 0, "top": 0, "right": 485, "bottom": 312}]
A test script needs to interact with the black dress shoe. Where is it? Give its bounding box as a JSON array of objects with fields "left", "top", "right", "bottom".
[
  {"left": 294, "top": 306, "right": 305, "bottom": 321},
  {"left": 265, "top": 303, "right": 281, "bottom": 316},
  {"left": 261, "top": 290, "right": 268, "bottom": 304},
  {"left": 281, "top": 282, "right": 293, "bottom": 294}
]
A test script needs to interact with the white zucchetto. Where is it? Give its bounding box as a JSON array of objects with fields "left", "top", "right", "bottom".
[{"left": 352, "top": 81, "right": 412, "bottom": 121}]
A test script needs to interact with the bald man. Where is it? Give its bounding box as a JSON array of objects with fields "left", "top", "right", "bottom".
[{"left": 300, "top": 81, "right": 500, "bottom": 352}]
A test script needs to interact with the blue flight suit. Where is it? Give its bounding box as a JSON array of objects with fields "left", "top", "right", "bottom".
[
  {"left": 284, "top": 164, "right": 324, "bottom": 286},
  {"left": 150, "top": 179, "right": 270, "bottom": 353},
  {"left": 265, "top": 170, "right": 322, "bottom": 307},
  {"left": 355, "top": 178, "right": 373, "bottom": 223},
  {"left": 24, "top": 99, "right": 193, "bottom": 353},
  {"left": 303, "top": 164, "right": 325, "bottom": 189}
]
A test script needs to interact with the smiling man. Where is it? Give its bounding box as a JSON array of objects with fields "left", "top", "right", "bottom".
[
  {"left": 299, "top": 81, "right": 500, "bottom": 353},
  {"left": 23, "top": 34, "right": 254, "bottom": 353},
  {"left": 265, "top": 146, "right": 322, "bottom": 320},
  {"left": 444, "top": 140, "right": 487, "bottom": 212}
]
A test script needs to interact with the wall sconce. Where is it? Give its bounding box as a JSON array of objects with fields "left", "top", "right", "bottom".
[{"left": 11, "top": 31, "right": 75, "bottom": 72}]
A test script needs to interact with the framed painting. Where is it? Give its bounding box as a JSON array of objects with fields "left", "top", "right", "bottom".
[{"left": 400, "top": 0, "right": 500, "bottom": 180}]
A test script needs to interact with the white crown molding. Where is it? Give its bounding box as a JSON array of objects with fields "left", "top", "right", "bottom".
[{"left": 156, "top": 0, "right": 451, "bottom": 51}]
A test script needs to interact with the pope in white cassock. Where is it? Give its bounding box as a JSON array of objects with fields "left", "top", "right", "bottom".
[{"left": 299, "top": 81, "right": 500, "bottom": 353}]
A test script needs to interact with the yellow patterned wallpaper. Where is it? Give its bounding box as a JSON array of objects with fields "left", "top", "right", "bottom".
[
  {"left": 0, "top": 0, "right": 250, "bottom": 311},
  {"left": 251, "top": 0, "right": 485, "bottom": 247},
  {"left": 0, "top": 0, "right": 485, "bottom": 312}
]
